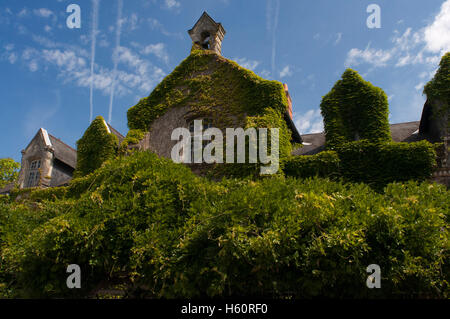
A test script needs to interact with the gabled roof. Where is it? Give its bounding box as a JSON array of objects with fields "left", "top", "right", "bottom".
[
  {"left": 48, "top": 133, "right": 77, "bottom": 169},
  {"left": 188, "top": 11, "right": 226, "bottom": 36},
  {"left": 23, "top": 128, "right": 77, "bottom": 169},
  {"left": 292, "top": 121, "right": 425, "bottom": 156},
  {"left": 106, "top": 123, "right": 125, "bottom": 145}
]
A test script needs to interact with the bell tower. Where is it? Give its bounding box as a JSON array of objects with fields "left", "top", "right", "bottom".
[{"left": 188, "top": 12, "right": 226, "bottom": 55}]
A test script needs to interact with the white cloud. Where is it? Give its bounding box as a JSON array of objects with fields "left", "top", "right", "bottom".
[
  {"left": 279, "top": 65, "right": 292, "bottom": 78},
  {"left": 335, "top": 33, "right": 343, "bottom": 45},
  {"left": 164, "top": 0, "right": 180, "bottom": 10},
  {"left": 147, "top": 17, "right": 182, "bottom": 38},
  {"left": 142, "top": 43, "right": 169, "bottom": 64},
  {"left": 415, "top": 82, "right": 425, "bottom": 91},
  {"left": 126, "top": 13, "right": 139, "bottom": 31},
  {"left": 7, "top": 52, "right": 17, "bottom": 64},
  {"left": 346, "top": 1, "right": 450, "bottom": 70},
  {"left": 295, "top": 109, "right": 324, "bottom": 134},
  {"left": 18, "top": 8, "right": 28, "bottom": 17},
  {"left": 423, "top": 0, "right": 450, "bottom": 54},
  {"left": 28, "top": 61, "right": 38, "bottom": 72},
  {"left": 33, "top": 8, "right": 53, "bottom": 18},
  {"left": 4, "top": 43, "right": 14, "bottom": 51},
  {"left": 10, "top": 45, "right": 165, "bottom": 98},
  {"left": 234, "top": 57, "right": 260, "bottom": 71},
  {"left": 345, "top": 43, "right": 392, "bottom": 68}
]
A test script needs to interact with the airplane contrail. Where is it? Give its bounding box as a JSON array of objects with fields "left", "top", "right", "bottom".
[
  {"left": 89, "top": 0, "right": 100, "bottom": 123},
  {"left": 271, "top": 0, "right": 280, "bottom": 77},
  {"left": 108, "top": 0, "right": 123, "bottom": 124}
]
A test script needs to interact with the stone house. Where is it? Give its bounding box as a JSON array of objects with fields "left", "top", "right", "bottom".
[
  {"left": 6, "top": 123, "right": 123, "bottom": 192},
  {"left": 127, "top": 12, "right": 302, "bottom": 177}
]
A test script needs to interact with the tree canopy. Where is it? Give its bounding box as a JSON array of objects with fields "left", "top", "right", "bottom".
[{"left": 0, "top": 158, "right": 20, "bottom": 188}]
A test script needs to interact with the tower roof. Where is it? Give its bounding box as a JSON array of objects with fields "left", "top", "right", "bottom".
[
  {"left": 188, "top": 12, "right": 226, "bottom": 55},
  {"left": 188, "top": 11, "right": 226, "bottom": 37}
]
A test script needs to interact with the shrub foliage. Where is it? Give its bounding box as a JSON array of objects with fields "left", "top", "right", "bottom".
[
  {"left": 424, "top": 52, "right": 450, "bottom": 129},
  {"left": 336, "top": 140, "right": 437, "bottom": 188},
  {"left": 75, "top": 116, "right": 119, "bottom": 177},
  {"left": 0, "top": 151, "right": 448, "bottom": 298},
  {"left": 320, "top": 69, "right": 391, "bottom": 148},
  {"left": 284, "top": 151, "right": 340, "bottom": 179},
  {"left": 0, "top": 158, "right": 20, "bottom": 189}
]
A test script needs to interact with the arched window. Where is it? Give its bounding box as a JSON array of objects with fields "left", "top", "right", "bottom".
[
  {"left": 26, "top": 159, "right": 41, "bottom": 188},
  {"left": 200, "top": 31, "right": 211, "bottom": 50}
]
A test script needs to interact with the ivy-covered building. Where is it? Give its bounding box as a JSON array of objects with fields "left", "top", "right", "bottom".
[
  {"left": 126, "top": 12, "right": 301, "bottom": 176},
  {"left": 294, "top": 96, "right": 449, "bottom": 186},
  {"left": 13, "top": 123, "right": 124, "bottom": 191}
]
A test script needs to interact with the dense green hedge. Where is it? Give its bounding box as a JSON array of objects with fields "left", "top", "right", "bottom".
[
  {"left": 320, "top": 69, "right": 391, "bottom": 148},
  {"left": 336, "top": 140, "right": 437, "bottom": 188},
  {"left": 424, "top": 52, "right": 450, "bottom": 129},
  {"left": 283, "top": 140, "right": 437, "bottom": 189},
  {"left": 0, "top": 151, "right": 448, "bottom": 298},
  {"left": 283, "top": 151, "right": 340, "bottom": 179},
  {"left": 75, "top": 116, "right": 119, "bottom": 177}
]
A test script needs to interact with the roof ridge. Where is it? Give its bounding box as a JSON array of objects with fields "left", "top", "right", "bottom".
[{"left": 48, "top": 134, "right": 77, "bottom": 152}]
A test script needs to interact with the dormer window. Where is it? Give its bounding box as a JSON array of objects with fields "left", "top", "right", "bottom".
[{"left": 26, "top": 159, "right": 41, "bottom": 188}]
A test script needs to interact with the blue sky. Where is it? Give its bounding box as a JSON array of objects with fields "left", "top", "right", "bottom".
[{"left": 1, "top": 0, "right": 450, "bottom": 162}]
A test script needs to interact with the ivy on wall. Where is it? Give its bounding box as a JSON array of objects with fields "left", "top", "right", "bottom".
[
  {"left": 320, "top": 69, "right": 391, "bottom": 149},
  {"left": 283, "top": 140, "right": 437, "bottom": 190},
  {"left": 74, "top": 116, "right": 119, "bottom": 177},
  {"left": 424, "top": 52, "right": 450, "bottom": 129},
  {"left": 127, "top": 50, "right": 289, "bottom": 131},
  {"left": 283, "top": 151, "right": 340, "bottom": 179},
  {"left": 119, "top": 129, "right": 145, "bottom": 155},
  {"left": 126, "top": 49, "right": 293, "bottom": 177},
  {"left": 336, "top": 140, "right": 437, "bottom": 189}
]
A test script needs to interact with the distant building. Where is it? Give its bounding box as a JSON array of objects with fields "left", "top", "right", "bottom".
[
  {"left": 6, "top": 124, "right": 123, "bottom": 193},
  {"left": 17, "top": 128, "right": 77, "bottom": 189}
]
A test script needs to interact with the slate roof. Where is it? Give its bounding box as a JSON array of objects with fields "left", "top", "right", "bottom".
[
  {"left": 107, "top": 124, "right": 125, "bottom": 145},
  {"left": 292, "top": 121, "right": 424, "bottom": 156},
  {"left": 48, "top": 134, "right": 77, "bottom": 169}
]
